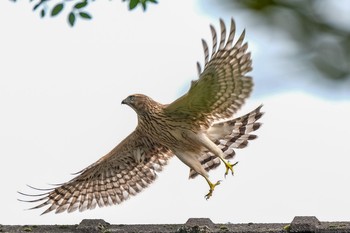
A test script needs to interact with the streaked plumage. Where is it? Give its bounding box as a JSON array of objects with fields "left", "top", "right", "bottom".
[{"left": 19, "top": 18, "right": 263, "bottom": 214}]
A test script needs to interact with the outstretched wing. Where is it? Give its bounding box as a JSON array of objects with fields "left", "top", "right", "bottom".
[
  {"left": 165, "top": 18, "right": 253, "bottom": 127},
  {"left": 19, "top": 131, "right": 173, "bottom": 214}
]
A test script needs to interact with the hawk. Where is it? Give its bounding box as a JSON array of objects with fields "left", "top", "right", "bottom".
[{"left": 19, "top": 18, "right": 263, "bottom": 214}]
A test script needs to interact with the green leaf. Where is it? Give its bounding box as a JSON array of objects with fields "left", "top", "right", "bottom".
[
  {"left": 129, "top": 0, "right": 139, "bottom": 10},
  {"left": 33, "top": 2, "right": 40, "bottom": 11},
  {"left": 74, "top": 1, "right": 87, "bottom": 9},
  {"left": 141, "top": 1, "right": 147, "bottom": 10},
  {"left": 79, "top": 12, "right": 92, "bottom": 19},
  {"left": 148, "top": 0, "right": 158, "bottom": 3},
  {"left": 51, "top": 3, "right": 64, "bottom": 16},
  {"left": 40, "top": 9, "right": 45, "bottom": 18},
  {"left": 68, "top": 12, "right": 76, "bottom": 26}
]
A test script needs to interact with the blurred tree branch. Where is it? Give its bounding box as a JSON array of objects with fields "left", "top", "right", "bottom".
[
  {"left": 10, "top": 0, "right": 158, "bottom": 26},
  {"left": 214, "top": 0, "right": 350, "bottom": 82}
]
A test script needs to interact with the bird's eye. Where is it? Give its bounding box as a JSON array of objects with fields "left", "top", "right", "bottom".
[{"left": 129, "top": 96, "right": 135, "bottom": 101}]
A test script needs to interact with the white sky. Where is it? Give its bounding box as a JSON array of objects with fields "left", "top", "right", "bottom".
[{"left": 0, "top": 0, "right": 350, "bottom": 225}]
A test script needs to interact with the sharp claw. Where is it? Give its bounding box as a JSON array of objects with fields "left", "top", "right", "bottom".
[
  {"left": 204, "top": 180, "right": 221, "bottom": 200},
  {"left": 224, "top": 160, "right": 239, "bottom": 177},
  {"left": 205, "top": 191, "right": 213, "bottom": 200}
]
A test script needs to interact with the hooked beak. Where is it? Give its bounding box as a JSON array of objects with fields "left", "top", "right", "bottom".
[{"left": 121, "top": 99, "right": 127, "bottom": 105}]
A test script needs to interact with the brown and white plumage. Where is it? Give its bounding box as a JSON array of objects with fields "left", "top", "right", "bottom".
[
  {"left": 19, "top": 18, "right": 263, "bottom": 214},
  {"left": 20, "top": 132, "right": 173, "bottom": 214},
  {"left": 165, "top": 19, "right": 253, "bottom": 127},
  {"left": 189, "top": 105, "right": 263, "bottom": 179}
]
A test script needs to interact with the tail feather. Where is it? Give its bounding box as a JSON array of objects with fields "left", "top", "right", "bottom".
[{"left": 189, "top": 105, "right": 263, "bottom": 179}]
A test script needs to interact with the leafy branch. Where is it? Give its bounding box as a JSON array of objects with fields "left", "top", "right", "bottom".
[{"left": 11, "top": 0, "right": 158, "bottom": 26}]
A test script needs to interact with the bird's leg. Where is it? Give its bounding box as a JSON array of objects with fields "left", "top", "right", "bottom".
[
  {"left": 194, "top": 133, "right": 239, "bottom": 177},
  {"left": 204, "top": 176, "right": 221, "bottom": 200}
]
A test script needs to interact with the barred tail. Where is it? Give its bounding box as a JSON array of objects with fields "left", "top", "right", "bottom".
[{"left": 189, "top": 105, "right": 263, "bottom": 179}]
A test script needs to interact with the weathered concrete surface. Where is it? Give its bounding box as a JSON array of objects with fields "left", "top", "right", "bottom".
[
  {"left": 290, "top": 216, "right": 320, "bottom": 232},
  {"left": 1, "top": 216, "right": 350, "bottom": 232}
]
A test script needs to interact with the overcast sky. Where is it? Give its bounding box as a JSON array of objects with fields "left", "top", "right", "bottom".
[{"left": 0, "top": 0, "right": 349, "bottom": 226}]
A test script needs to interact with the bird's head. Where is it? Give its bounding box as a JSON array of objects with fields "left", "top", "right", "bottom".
[{"left": 122, "top": 94, "right": 159, "bottom": 115}]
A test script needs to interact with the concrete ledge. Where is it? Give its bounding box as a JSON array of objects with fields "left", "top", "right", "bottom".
[
  {"left": 290, "top": 216, "right": 320, "bottom": 232},
  {"left": 1, "top": 216, "right": 350, "bottom": 232},
  {"left": 76, "top": 219, "right": 110, "bottom": 232},
  {"left": 186, "top": 218, "right": 215, "bottom": 228}
]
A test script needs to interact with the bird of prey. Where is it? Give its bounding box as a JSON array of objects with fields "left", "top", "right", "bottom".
[{"left": 19, "top": 18, "right": 263, "bottom": 214}]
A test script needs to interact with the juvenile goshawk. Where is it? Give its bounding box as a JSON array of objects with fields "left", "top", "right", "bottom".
[{"left": 19, "top": 18, "right": 263, "bottom": 214}]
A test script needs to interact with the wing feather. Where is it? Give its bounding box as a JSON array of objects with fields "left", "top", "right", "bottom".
[
  {"left": 218, "top": 19, "right": 226, "bottom": 49},
  {"left": 164, "top": 18, "right": 253, "bottom": 127},
  {"left": 202, "top": 39, "right": 209, "bottom": 65},
  {"left": 225, "top": 18, "right": 236, "bottom": 49},
  {"left": 210, "top": 24, "right": 217, "bottom": 58},
  {"left": 18, "top": 131, "right": 173, "bottom": 214}
]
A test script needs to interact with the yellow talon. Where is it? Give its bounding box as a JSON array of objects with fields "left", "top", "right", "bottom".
[
  {"left": 204, "top": 180, "right": 221, "bottom": 200},
  {"left": 224, "top": 161, "right": 239, "bottom": 177}
]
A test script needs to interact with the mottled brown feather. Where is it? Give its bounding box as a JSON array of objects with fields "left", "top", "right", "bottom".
[
  {"left": 19, "top": 131, "right": 173, "bottom": 214},
  {"left": 165, "top": 18, "right": 253, "bottom": 128}
]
